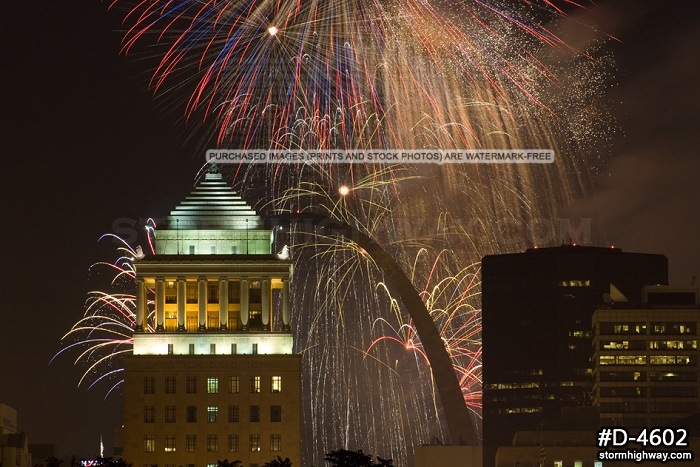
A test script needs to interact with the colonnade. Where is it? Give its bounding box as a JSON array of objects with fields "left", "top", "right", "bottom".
[{"left": 134, "top": 277, "right": 290, "bottom": 332}]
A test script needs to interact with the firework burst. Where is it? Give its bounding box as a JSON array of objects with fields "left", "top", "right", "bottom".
[
  {"left": 368, "top": 251, "right": 482, "bottom": 417},
  {"left": 112, "top": 0, "right": 609, "bottom": 150},
  {"left": 54, "top": 221, "right": 157, "bottom": 398},
  {"left": 89, "top": 0, "right": 616, "bottom": 463}
]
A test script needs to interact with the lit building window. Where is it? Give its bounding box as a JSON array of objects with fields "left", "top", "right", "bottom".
[
  {"left": 270, "top": 434, "right": 282, "bottom": 452},
  {"left": 554, "top": 461, "right": 563, "bottom": 467},
  {"left": 271, "top": 376, "right": 282, "bottom": 393},
  {"left": 186, "top": 283, "right": 197, "bottom": 303},
  {"left": 250, "top": 376, "right": 261, "bottom": 393},
  {"left": 144, "top": 435, "right": 155, "bottom": 452},
  {"left": 558, "top": 279, "right": 591, "bottom": 287},
  {"left": 570, "top": 330, "right": 591, "bottom": 338},
  {"left": 207, "top": 435, "right": 218, "bottom": 452},
  {"left": 207, "top": 377, "right": 219, "bottom": 394},
  {"left": 229, "top": 405, "right": 239, "bottom": 422},
  {"left": 574, "top": 461, "right": 583, "bottom": 467},
  {"left": 186, "top": 435, "right": 196, "bottom": 452},
  {"left": 650, "top": 355, "right": 696, "bottom": 365},
  {"left": 165, "top": 282, "right": 176, "bottom": 303},
  {"left": 228, "top": 434, "right": 239, "bottom": 452},
  {"left": 650, "top": 323, "right": 695, "bottom": 335},
  {"left": 650, "top": 340, "right": 698, "bottom": 350},
  {"left": 229, "top": 376, "right": 240, "bottom": 393},
  {"left": 249, "top": 434, "right": 261, "bottom": 452},
  {"left": 207, "top": 406, "right": 219, "bottom": 423},
  {"left": 207, "top": 312, "right": 219, "bottom": 329},
  {"left": 600, "top": 355, "right": 647, "bottom": 365},
  {"left": 165, "top": 435, "right": 175, "bottom": 452},
  {"left": 602, "top": 323, "right": 647, "bottom": 335},
  {"left": 618, "top": 355, "right": 647, "bottom": 365}
]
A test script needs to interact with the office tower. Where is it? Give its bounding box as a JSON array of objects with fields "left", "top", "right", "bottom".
[
  {"left": 593, "top": 285, "right": 700, "bottom": 428},
  {"left": 482, "top": 245, "right": 667, "bottom": 465}
]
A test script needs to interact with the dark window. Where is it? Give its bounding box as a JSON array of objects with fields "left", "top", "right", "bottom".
[
  {"left": 144, "top": 406, "right": 155, "bottom": 423},
  {"left": 165, "top": 376, "right": 176, "bottom": 394},
  {"left": 144, "top": 377, "right": 155, "bottom": 394},
  {"left": 229, "top": 405, "right": 240, "bottom": 422},
  {"left": 208, "top": 283, "right": 219, "bottom": 303},
  {"left": 186, "top": 376, "right": 197, "bottom": 393},
  {"left": 165, "top": 405, "right": 176, "bottom": 423},
  {"left": 249, "top": 405, "right": 260, "bottom": 422},
  {"left": 186, "top": 406, "right": 197, "bottom": 423},
  {"left": 270, "top": 405, "right": 282, "bottom": 422}
]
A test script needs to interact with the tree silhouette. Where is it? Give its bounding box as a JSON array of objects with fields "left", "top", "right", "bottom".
[
  {"left": 217, "top": 459, "right": 243, "bottom": 467},
  {"left": 263, "top": 456, "right": 292, "bottom": 467},
  {"left": 325, "top": 449, "right": 393, "bottom": 467}
]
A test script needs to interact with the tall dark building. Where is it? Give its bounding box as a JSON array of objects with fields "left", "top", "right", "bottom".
[{"left": 481, "top": 245, "right": 668, "bottom": 466}]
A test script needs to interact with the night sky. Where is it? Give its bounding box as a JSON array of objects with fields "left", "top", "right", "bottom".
[{"left": 2, "top": 0, "right": 699, "bottom": 459}]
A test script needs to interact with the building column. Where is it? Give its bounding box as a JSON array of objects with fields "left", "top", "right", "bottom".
[
  {"left": 155, "top": 278, "right": 165, "bottom": 331},
  {"left": 241, "top": 279, "right": 249, "bottom": 331},
  {"left": 282, "top": 278, "right": 290, "bottom": 331},
  {"left": 198, "top": 277, "right": 207, "bottom": 330},
  {"left": 261, "top": 278, "right": 270, "bottom": 330},
  {"left": 219, "top": 277, "right": 228, "bottom": 330},
  {"left": 177, "top": 277, "right": 186, "bottom": 331},
  {"left": 135, "top": 278, "right": 146, "bottom": 332}
]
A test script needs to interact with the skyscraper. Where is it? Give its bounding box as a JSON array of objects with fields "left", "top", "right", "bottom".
[
  {"left": 123, "top": 170, "right": 301, "bottom": 467},
  {"left": 481, "top": 245, "right": 668, "bottom": 466},
  {"left": 593, "top": 285, "right": 700, "bottom": 429}
]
